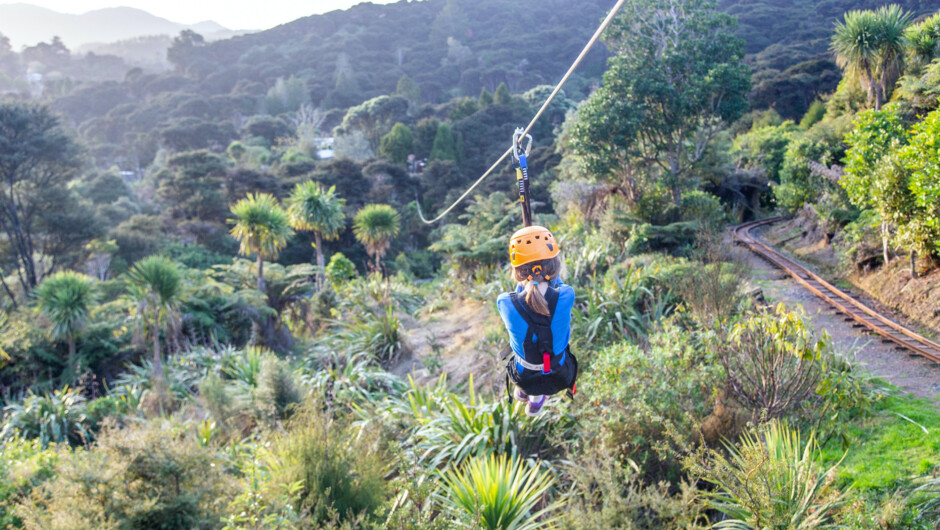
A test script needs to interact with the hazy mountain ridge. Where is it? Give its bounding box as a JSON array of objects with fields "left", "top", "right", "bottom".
[{"left": 0, "top": 3, "right": 237, "bottom": 49}]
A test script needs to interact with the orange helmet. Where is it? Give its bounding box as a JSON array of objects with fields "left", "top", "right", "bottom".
[{"left": 509, "top": 225, "right": 559, "bottom": 267}]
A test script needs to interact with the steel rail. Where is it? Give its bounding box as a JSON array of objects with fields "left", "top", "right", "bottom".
[{"left": 734, "top": 217, "right": 940, "bottom": 364}]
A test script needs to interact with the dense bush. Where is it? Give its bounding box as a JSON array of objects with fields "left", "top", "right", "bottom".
[
  {"left": 394, "top": 376, "right": 569, "bottom": 471},
  {"left": 571, "top": 262, "right": 676, "bottom": 349},
  {"left": 561, "top": 444, "right": 707, "bottom": 529},
  {"left": 273, "top": 404, "right": 388, "bottom": 526},
  {"left": 716, "top": 304, "right": 829, "bottom": 419},
  {"left": 15, "top": 420, "right": 233, "bottom": 529},
  {"left": 775, "top": 122, "right": 847, "bottom": 211},
  {"left": 624, "top": 222, "right": 700, "bottom": 256},
  {"left": 680, "top": 190, "right": 727, "bottom": 228},
  {"left": 0, "top": 387, "right": 90, "bottom": 448},
  {"left": 0, "top": 436, "right": 60, "bottom": 528},
  {"left": 576, "top": 322, "right": 724, "bottom": 482}
]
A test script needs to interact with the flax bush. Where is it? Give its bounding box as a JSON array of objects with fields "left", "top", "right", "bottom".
[
  {"left": 685, "top": 420, "right": 849, "bottom": 529},
  {"left": 393, "top": 376, "right": 571, "bottom": 473},
  {"left": 437, "top": 453, "right": 563, "bottom": 530}
]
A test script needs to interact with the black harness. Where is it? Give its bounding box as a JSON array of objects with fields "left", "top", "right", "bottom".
[
  {"left": 509, "top": 289, "right": 559, "bottom": 373},
  {"left": 503, "top": 288, "right": 578, "bottom": 400}
]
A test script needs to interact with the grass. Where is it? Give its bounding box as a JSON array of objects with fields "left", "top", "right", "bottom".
[
  {"left": 834, "top": 279, "right": 855, "bottom": 291},
  {"left": 821, "top": 394, "right": 940, "bottom": 491}
]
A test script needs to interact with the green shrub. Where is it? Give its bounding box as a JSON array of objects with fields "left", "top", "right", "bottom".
[
  {"left": 571, "top": 263, "right": 676, "bottom": 349},
  {"left": 438, "top": 453, "right": 562, "bottom": 530},
  {"left": 0, "top": 436, "right": 60, "bottom": 528},
  {"left": 300, "top": 349, "right": 405, "bottom": 411},
  {"left": 775, "top": 124, "right": 845, "bottom": 211},
  {"left": 634, "top": 185, "right": 679, "bottom": 225},
  {"left": 199, "top": 373, "right": 241, "bottom": 438},
  {"left": 561, "top": 445, "right": 707, "bottom": 529},
  {"left": 717, "top": 304, "right": 829, "bottom": 419},
  {"left": 836, "top": 209, "right": 883, "bottom": 270},
  {"left": 394, "top": 376, "right": 569, "bottom": 472},
  {"left": 686, "top": 420, "right": 849, "bottom": 528},
  {"left": 221, "top": 444, "right": 303, "bottom": 530},
  {"left": 624, "top": 222, "right": 699, "bottom": 256},
  {"left": 656, "top": 238, "right": 744, "bottom": 328},
  {"left": 326, "top": 252, "right": 358, "bottom": 288},
  {"left": 256, "top": 357, "right": 302, "bottom": 421},
  {"left": 15, "top": 420, "right": 234, "bottom": 529},
  {"left": 577, "top": 322, "right": 723, "bottom": 482},
  {"left": 428, "top": 191, "right": 515, "bottom": 273},
  {"left": 222, "top": 346, "right": 269, "bottom": 389},
  {"left": 340, "top": 305, "right": 404, "bottom": 368},
  {"left": 0, "top": 387, "right": 90, "bottom": 448},
  {"left": 731, "top": 121, "right": 800, "bottom": 183},
  {"left": 85, "top": 395, "right": 132, "bottom": 432},
  {"left": 274, "top": 404, "right": 388, "bottom": 526},
  {"left": 680, "top": 190, "right": 727, "bottom": 228},
  {"left": 800, "top": 100, "right": 826, "bottom": 129}
]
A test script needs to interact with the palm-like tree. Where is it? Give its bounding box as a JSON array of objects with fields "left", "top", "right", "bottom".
[
  {"left": 126, "top": 256, "right": 182, "bottom": 379},
  {"left": 286, "top": 182, "right": 346, "bottom": 289},
  {"left": 904, "top": 14, "right": 940, "bottom": 71},
  {"left": 229, "top": 193, "right": 294, "bottom": 291},
  {"left": 35, "top": 271, "right": 98, "bottom": 368},
  {"left": 353, "top": 204, "right": 401, "bottom": 274},
  {"left": 833, "top": 10, "right": 883, "bottom": 109},
  {"left": 874, "top": 5, "right": 912, "bottom": 103}
]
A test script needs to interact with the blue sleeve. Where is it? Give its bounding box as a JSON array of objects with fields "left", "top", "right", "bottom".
[
  {"left": 551, "top": 283, "right": 574, "bottom": 355},
  {"left": 497, "top": 293, "right": 527, "bottom": 358}
]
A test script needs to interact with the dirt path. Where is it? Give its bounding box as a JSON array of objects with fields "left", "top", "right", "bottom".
[
  {"left": 735, "top": 230, "right": 940, "bottom": 402},
  {"left": 391, "top": 299, "right": 507, "bottom": 393}
]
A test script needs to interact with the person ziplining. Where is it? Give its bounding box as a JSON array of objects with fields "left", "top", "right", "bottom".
[
  {"left": 496, "top": 131, "right": 577, "bottom": 416},
  {"left": 415, "top": 0, "right": 626, "bottom": 413},
  {"left": 497, "top": 224, "right": 578, "bottom": 416}
]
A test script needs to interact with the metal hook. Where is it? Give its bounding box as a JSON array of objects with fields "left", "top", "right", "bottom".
[{"left": 512, "top": 127, "right": 533, "bottom": 162}]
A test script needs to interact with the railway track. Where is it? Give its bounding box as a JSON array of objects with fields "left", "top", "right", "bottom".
[{"left": 734, "top": 217, "right": 940, "bottom": 364}]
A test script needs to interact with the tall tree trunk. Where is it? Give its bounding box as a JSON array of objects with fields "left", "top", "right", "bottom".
[
  {"left": 256, "top": 252, "right": 265, "bottom": 292},
  {"left": 68, "top": 338, "right": 76, "bottom": 369},
  {"left": 152, "top": 320, "right": 163, "bottom": 379},
  {"left": 879, "top": 66, "right": 888, "bottom": 108},
  {"left": 881, "top": 221, "right": 889, "bottom": 266},
  {"left": 0, "top": 273, "right": 18, "bottom": 310},
  {"left": 667, "top": 143, "right": 683, "bottom": 208},
  {"left": 910, "top": 250, "right": 918, "bottom": 278},
  {"left": 867, "top": 65, "right": 881, "bottom": 110},
  {"left": 314, "top": 232, "right": 324, "bottom": 290}
]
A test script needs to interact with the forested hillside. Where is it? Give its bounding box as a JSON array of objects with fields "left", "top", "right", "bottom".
[
  {"left": 726, "top": 0, "right": 933, "bottom": 118},
  {"left": 1, "top": 0, "right": 940, "bottom": 527}
]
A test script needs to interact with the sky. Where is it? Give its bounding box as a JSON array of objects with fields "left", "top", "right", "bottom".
[{"left": 0, "top": 1, "right": 402, "bottom": 30}]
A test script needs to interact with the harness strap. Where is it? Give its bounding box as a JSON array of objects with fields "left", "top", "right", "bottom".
[
  {"left": 509, "top": 289, "right": 560, "bottom": 373},
  {"left": 516, "top": 356, "right": 544, "bottom": 371}
]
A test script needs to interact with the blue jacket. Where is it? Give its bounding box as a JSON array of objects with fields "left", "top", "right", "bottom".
[{"left": 496, "top": 278, "right": 575, "bottom": 373}]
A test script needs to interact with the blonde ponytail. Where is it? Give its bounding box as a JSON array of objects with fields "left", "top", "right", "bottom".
[
  {"left": 512, "top": 256, "right": 562, "bottom": 316},
  {"left": 524, "top": 281, "right": 550, "bottom": 316}
]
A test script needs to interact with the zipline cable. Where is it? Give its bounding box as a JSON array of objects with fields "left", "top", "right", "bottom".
[{"left": 417, "top": 0, "right": 627, "bottom": 224}]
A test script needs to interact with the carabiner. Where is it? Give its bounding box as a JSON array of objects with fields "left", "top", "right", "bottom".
[{"left": 512, "top": 127, "right": 533, "bottom": 163}]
